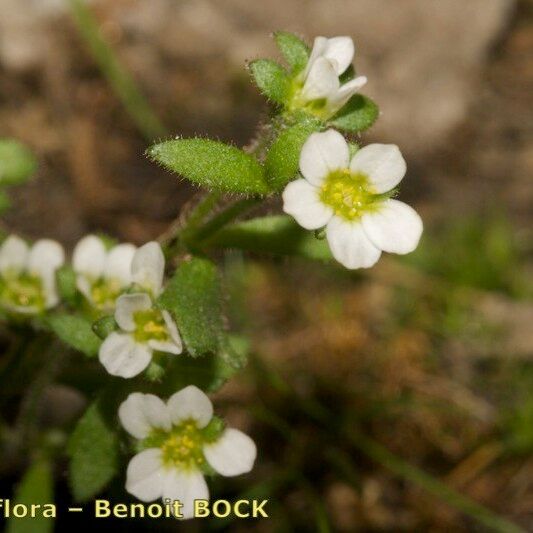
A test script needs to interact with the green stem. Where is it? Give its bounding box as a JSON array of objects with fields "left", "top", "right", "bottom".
[
  {"left": 187, "top": 197, "right": 262, "bottom": 247},
  {"left": 68, "top": 0, "right": 166, "bottom": 141}
]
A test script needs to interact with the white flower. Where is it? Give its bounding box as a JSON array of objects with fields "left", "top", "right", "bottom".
[
  {"left": 73, "top": 235, "right": 136, "bottom": 311},
  {"left": 0, "top": 235, "right": 64, "bottom": 314},
  {"left": 98, "top": 242, "right": 182, "bottom": 378},
  {"left": 119, "top": 386, "right": 256, "bottom": 519},
  {"left": 282, "top": 129, "right": 423, "bottom": 269},
  {"left": 292, "top": 36, "right": 367, "bottom": 118}
]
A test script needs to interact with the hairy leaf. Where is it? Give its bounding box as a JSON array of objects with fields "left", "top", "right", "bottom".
[
  {"left": 265, "top": 121, "right": 321, "bottom": 191},
  {"left": 0, "top": 139, "right": 37, "bottom": 186},
  {"left": 48, "top": 314, "right": 101, "bottom": 357},
  {"left": 206, "top": 215, "right": 332, "bottom": 261},
  {"left": 7, "top": 459, "right": 54, "bottom": 533},
  {"left": 274, "top": 31, "right": 310, "bottom": 73},
  {"left": 249, "top": 59, "right": 290, "bottom": 104},
  {"left": 148, "top": 139, "right": 269, "bottom": 195},
  {"left": 330, "top": 94, "right": 379, "bottom": 132},
  {"left": 158, "top": 258, "right": 223, "bottom": 357},
  {"left": 68, "top": 396, "right": 121, "bottom": 502}
]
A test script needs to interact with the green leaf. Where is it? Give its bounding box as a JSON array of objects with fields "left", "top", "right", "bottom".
[
  {"left": 68, "top": 396, "right": 121, "bottom": 502},
  {"left": 274, "top": 31, "right": 310, "bottom": 73},
  {"left": 330, "top": 94, "right": 379, "bottom": 132},
  {"left": 92, "top": 315, "right": 118, "bottom": 340},
  {"left": 206, "top": 215, "right": 332, "bottom": 261},
  {"left": 160, "top": 336, "right": 247, "bottom": 394},
  {"left": 148, "top": 139, "right": 269, "bottom": 195},
  {"left": 265, "top": 121, "right": 321, "bottom": 191},
  {"left": 0, "top": 139, "right": 37, "bottom": 186},
  {"left": 56, "top": 266, "right": 78, "bottom": 305},
  {"left": 48, "top": 314, "right": 101, "bottom": 357},
  {"left": 249, "top": 59, "right": 290, "bottom": 104},
  {"left": 7, "top": 459, "right": 54, "bottom": 533},
  {"left": 158, "top": 258, "right": 223, "bottom": 357}
]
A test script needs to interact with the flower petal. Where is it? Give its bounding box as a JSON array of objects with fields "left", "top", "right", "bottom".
[
  {"left": 326, "top": 75, "right": 368, "bottom": 115},
  {"left": 0, "top": 236, "right": 29, "bottom": 275},
  {"left": 350, "top": 144, "right": 406, "bottom": 193},
  {"left": 118, "top": 392, "right": 171, "bottom": 439},
  {"left": 362, "top": 199, "right": 423, "bottom": 254},
  {"left": 28, "top": 239, "right": 65, "bottom": 278},
  {"left": 115, "top": 293, "right": 152, "bottom": 332},
  {"left": 162, "top": 469, "right": 209, "bottom": 520},
  {"left": 203, "top": 428, "right": 257, "bottom": 477},
  {"left": 282, "top": 179, "right": 333, "bottom": 230},
  {"left": 126, "top": 449, "right": 165, "bottom": 502},
  {"left": 72, "top": 235, "right": 106, "bottom": 278},
  {"left": 148, "top": 311, "right": 183, "bottom": 354},
  {"left": 99, "top": 332, "right": 152, "bottom": 378},
  {"left": 323, "top": 36, "right": 354, "bottom": 75},
  {"left": 104, "top": 243, "right": 136, "bottom": 285},
  {"left": 301, "top": 56, "right": 339, "bottom": 101},
  {"left": 166, "top": 385, "right": 213, "bottom": 429},
  {"left": 302, "top": 36, "right": 328, "bottom": 78},
  {"left": 326, "top": 216, "right": 381, "bottom": 269},
  {"left": 299, "top": 129, "right": 350, "bottom": 186},
  {"left": 131, "top": 241, "right": 165, "bottom": 296}
]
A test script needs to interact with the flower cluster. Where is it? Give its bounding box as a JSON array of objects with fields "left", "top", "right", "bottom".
[{"left": 0, "top": 31, "right": 423, "bottom": 520}]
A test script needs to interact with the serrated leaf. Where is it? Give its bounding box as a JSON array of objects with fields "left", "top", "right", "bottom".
[
  {"left": 7, "top": 459, "right": 54, "bottom": 533},
  {"left": 68, "top": 396, "right": 120, "bottom": 502},
  {"left": 48, "top": 314, "right": 101, "bottom": 357},
  {"left": 265, "top": 121, "right": 321, "bottom": 191},
  {"left": 249, "top": 59, "right": 290, "bottom": 104},
  {"left": 205, "top": 215, "right": 332, "bottom": 261},
  {"left": 148, "top": 139, "right": 269, "bottom": 195},
  {"left": 0, "top": 139, "right": 37, "bottom": 186},
  {"left": 158, "top": 258, "right": 223, "bottom": 357},
  {"left": 330, "top": 94, "right": 379, "bottom": 132},
  {"left": 274, "top": 31, "right": 310, "bottom": 73}
]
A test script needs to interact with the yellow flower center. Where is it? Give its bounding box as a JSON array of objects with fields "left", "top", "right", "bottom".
[
  {"left": 319, "top": 168, "right": 378, "bottom": 221},
  {"left": 160, "top": 421, "right": 206, "bottom": 470},
  {"left": 133, "top": 308, "right": 168, "bottom": 343},
  {"left": 0, "top": 273, "right": 45, "bottom": 311},
  {"left": 89, "top": 278, "right": 123, "bottom": 310}
]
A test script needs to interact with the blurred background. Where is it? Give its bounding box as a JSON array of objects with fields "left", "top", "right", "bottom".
[{"left": 0, "top": 0, "right": 532, "bottom": 531}]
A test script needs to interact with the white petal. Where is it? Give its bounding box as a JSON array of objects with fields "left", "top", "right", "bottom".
[
  {"left": 326, "top": 216, "right": 381, "bottom": 269},
  {"left": 299, "top": 129, "right": 350, "bottom": 186},
  {"left": 162, "top": 310, "right": 183, "bottom": 350},
  {"left": 0, "top": 236, "right": 29, "bottom": 275},
  {"left": 302, "top": 36, "right": 328, "bottom": 78},
  {"left": 162, "top": 469, "right": 209, "bottom": 520},
  {"left": 166, "top": 385, "right": 213, "bottom": 429},
  {"left": 72, "top": 235, "right": 106, "bottom": 278},
  {"left": 41, "top": 273, "right": 60, "bottom": 309},
  {"left": 350, "top": 144, "right": 406, "bottom": 193},
  {"left": 118, "top": 392, "right": 171, "bottom": 439},
  {"left": 323, "top": 36, "right": 354, "bottom": 75},
  {"left": 327, "top": 76, "right": 368, "bottom": 115},
  {"left": 148, "top": 311, "right": 183, "bottom": 354},
  {"left": 282, "top": 179, "right": 333, "bottom": 230},
  {"left": 131, "top": 242, "right": 165, "bottom": 296},
  {"left": 301, "top": 56, "right": 339, "bottom": 101},
  {"left": 99, "top": 332, "right": 152, "bottom": 378},
  {"left": 126, "top": 449, "right": 165, "bottom": 502},
  {"left": 115, "top": 292, "right": 152, "bottom": 332},
  {"left": 204, "top": 428, "right": 257, "bottom": 477},
  {"left": 104, "top": 243, "right": 136, "bottom": 285},
  {"left": 362, "top": 199, "right": 423, "bottom": 254},
  {"left": 27, "top": 239, "right": 65, "bottom": 278}
]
